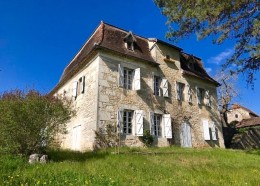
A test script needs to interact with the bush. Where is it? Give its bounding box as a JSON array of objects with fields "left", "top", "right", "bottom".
[
  {"left": 0, "top": 89, "right": 74, "bottom": 155},
  {"left": 94, "top": 123, "right": 118, "bottom": 150},
  {"left": 139, "top": 130, "right": 154, "bottom": 147}
]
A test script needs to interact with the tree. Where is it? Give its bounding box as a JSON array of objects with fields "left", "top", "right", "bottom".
[
  {"left": 215, "top": 71, "right": 239, "bottom": 127},
  {"left": 215, "top": 71, "right": 239, "bottom": 147},
  {"left": 155, "top": 0, "right": 260, "bottom": 85},
  {"left": 0, "top": 89, "right": 74, "bottom": 155}
]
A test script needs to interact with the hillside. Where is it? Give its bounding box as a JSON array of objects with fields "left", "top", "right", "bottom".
[{"left": 1, "top": 147, "right": 260, "bottom": 185}]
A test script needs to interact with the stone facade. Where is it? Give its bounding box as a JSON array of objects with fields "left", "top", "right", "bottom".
[{"left": 52, "top": 22, "right": 225, "bottom": 151}]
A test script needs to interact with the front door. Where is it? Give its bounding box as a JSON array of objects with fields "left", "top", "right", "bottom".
[
  {"left": 72, "top": 125, "right": 81, "bottom": 151},
  {"left": 181, "top": 122, "right": 192, "bottom": 147}
]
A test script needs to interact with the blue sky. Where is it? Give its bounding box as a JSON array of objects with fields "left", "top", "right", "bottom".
[{"left": 0, "top": 0, "right": 259, "bottom": 115}]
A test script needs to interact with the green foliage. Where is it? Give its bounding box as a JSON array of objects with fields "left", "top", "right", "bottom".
[
  {"left": 0, "top": 89, "right": 74, "bottom": 155},
  {"left": 139, "top": 129, "right": 154, "bottom": 147},
  {"left": 1, "top": 147, "right": 260, "bottom": 185},
  {"left": 94, "top": 123, "right": 118, "bottom": 150},
  {"left": 155, "top": 0, "right": 260, "bottom": 85}
]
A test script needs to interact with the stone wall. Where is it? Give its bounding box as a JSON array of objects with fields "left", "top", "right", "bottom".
[
  {"left": 231, "top": 128, "right": 260, "bottom": 149},
  {"left": 55, "top": 55, "right": 100, "bottom": 151},
  {"left": 227, "top": 108, "right": 251, "bottom": 124},
  {"left": 97, "top": 43, "right": 225, "bottom": 148}
]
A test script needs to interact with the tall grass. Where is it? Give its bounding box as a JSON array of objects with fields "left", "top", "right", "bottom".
[{"left": 1, "top": 147, "right": 260, "bottom": 185}]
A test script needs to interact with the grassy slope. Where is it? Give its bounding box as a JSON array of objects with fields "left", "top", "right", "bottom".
[{"left": 1, "top": 147, "right": 260, "bottom": 186}]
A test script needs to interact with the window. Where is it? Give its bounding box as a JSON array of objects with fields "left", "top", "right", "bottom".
[
  {"left": 154, "top": 114, "right": 162, "bottom": 136},
  {"left": 117, "top": 109, "right": 143, "bottom": 136},
  {"left": 126, "top": 42, "right": 134, "bottom": 50},
  {"left": 150, "top": 112, "right": 172, "bottom": 138},
  {"left": 166, "top": 54, "right": 170, "bottom": 59},
  {"left": 235, "top": 114, "right": 238, "bottom": 118},
  {"left": 196, "top": 87, "right": 204, "bottom": 105},
  {"left": 72, "top": 76, "right": 85, "bottom": 99},
  {"left": 118, "top": 64, "right": 141, "bottom": 90},
  {"left": 202, "top": 120, "right": 217, "bottom": 141},
  {"left": 187, "top": 85, "right": 192, "bottom": 103},
  {"left": 79, "top": 76, "right": 85, "bottom": 94},
  {"left": 123, "top": 110, "right": 133, "bottom": 134},
  {"left": 124, "top": 31, "right": 136, "bottom": 51},
  {"left": 153, "top": 75, "right": 168, "bottom": 97},
  {"left": 176, "top": 82, "right": 185, "bottom": 101},
  {"left": 154, "top": 76, "right": 161, "bottom": 96},
  {"left": 123, "top": 68, "right": 133, "bottom": 89},
  {"left": 205, "top": 90, "right": 211, "bottom": 107}
]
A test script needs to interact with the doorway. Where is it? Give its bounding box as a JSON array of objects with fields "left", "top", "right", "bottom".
[{"left": 181, "top": 122, "right": 192, "bottom": 147}]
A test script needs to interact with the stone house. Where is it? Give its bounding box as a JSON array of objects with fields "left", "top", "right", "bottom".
[
  {"left": 50, "top": 22, "right": 225, "bottom": 151},
  {"left": 226, "top": 104, "right": 259, "bottom": 124}
]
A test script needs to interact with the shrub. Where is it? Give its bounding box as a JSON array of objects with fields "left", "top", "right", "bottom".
[
  {"left": 0, "top": 89, "right": 75, "bottom": 155},
  {"left": 139, "top": 129, "right": 154, "bottom": 147}
]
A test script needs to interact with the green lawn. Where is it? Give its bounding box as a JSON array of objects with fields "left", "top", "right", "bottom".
[{"left": 1, "top": 147, "right": 260, "bottom": 186}]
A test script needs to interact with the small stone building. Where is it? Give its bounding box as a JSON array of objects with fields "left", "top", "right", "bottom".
[
  {"left": 226, "top": 104, "right": 259, "bottom": 124},
  {"left": 50, "top": 22, "right": 225, "bottom": 151}
]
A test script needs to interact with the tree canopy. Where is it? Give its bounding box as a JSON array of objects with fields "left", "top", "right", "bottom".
[
  {"left": 0, "top": 90, "right": 74, "bottom": 155},
  {"left": 155, "top": 0, "right": 260, "bottom": 85}
]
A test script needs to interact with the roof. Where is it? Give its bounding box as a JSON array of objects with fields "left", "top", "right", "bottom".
[
  {"left": 236, "top": 117, "right": 260, "bottom": 128},
  {"left": 50, "top": 21, "right": 219, "bottom": 95},
  {"left": 231, "top": 104, "right": 259, "bottom": 117},
  {"left": 180, "top": 52, "right": 220, "bottom": 86},
  {"left": 50, "top": 21, "right": 158, "bottom": 95}
]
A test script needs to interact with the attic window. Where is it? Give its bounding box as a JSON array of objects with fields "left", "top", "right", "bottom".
[
  {"left": 188, "top": 61, "right": 195, "bottom": 70},
  {"left": 124, "top": 31, "right": 136, "bottom": 51}
]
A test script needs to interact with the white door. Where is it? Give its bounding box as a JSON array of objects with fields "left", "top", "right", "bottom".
[
  {"left": 181, "top": 122, "right": 192, "bottom": 147},
  {"left": 72, "top": 125, "right": 81, "bottom": 151}
]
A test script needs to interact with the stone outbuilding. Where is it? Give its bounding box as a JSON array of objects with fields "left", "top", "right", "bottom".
[{"left": 50, "top": 22, "right": 225, "bottom": 151}]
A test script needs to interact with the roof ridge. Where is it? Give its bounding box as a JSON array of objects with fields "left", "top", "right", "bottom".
[{"left": 101, "top": 21, "right": 150, "bottom": 41}]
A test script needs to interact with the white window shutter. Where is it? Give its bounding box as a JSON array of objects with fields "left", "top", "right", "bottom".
[
  {"left": 211, "top": 122, "right": 217, "bottom": 140},
  {"left": 134, "top": 68, "right": 141, "bottom": 90},
  {"left": 150, "top": 112, "right": 155, "bottom": 135},
  {"left": 163, "top": 114, "right": 172, "bottom": 138},
  {"left": 202, "top": 120, "right": 210, "bottom": 140},
  {"left": 135, "top": 110, "right": 143, "bottom": 136},
  {"left": 117, "top": 109, "right": 123, "bottom": 133},
  {"left": 161, "top": 78, "right": 169, "bottom": 97},
  {"left": 187, "top": 85, "right": 192, "bottom": 103},
  {"left": 118, "top": 64, "right": 124, "bottom": 87},
  {"left": 72, "top": 81, "right": 78, "bottom": 97},
  {"left": 176, "top": 82, "right": 181, "bottom": 100},
  {"left": 80, "top": 76, "right": 85, "bottom": 93},
  {"left": 196, "top": 86, "right": 201, "bottom": 104}
]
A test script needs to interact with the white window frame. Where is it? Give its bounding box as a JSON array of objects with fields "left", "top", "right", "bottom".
[
  {"left": 196, "top": 87, "right": 204, "bottom": 105},
  {"left": 176, "top": 82, "right": 185, "bottom": 101},
  {"left": 205, "top": 90, "right": 211, "bottom": 107},
  {"left": 122, "top": 110, "right": 133, "bottom": 135},
  {"left": 123, "top": 68, "right": 133, "bottom": 90},
  {"left": 153, "top": 114, "right": 162, "bottom": 137},
  {"left": 154, "top": 76, "right": 161, "bottom": 96},
  {"left": 79, "top": 76, "right": 85, "bottom": 94},
  {"left": 118, "top": 64, "right": 140, "bottom": 90}
]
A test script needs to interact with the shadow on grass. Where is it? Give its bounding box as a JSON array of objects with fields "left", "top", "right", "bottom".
[
  {"left": 245, "top": 149, "right": 260, "bottom": 156},
  {"left": 47, "top": 149, "right": 109, "bottom": 162}
]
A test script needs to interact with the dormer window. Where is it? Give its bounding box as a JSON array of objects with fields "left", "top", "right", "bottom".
[
  {"left": 166, "top": 55, "right": 170, "bottom": 59},
  {"left": 124, "top": 31, "right": 136, "bottom": 51},
  {"left": 188, "top": 62, "right": 195, "bottom": 70},
  {"left": 188, "top": 56, "right": 196, "bottom": 70}
]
